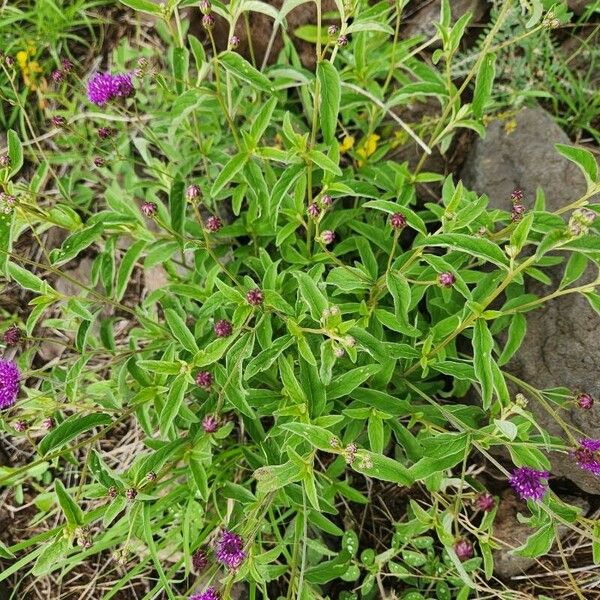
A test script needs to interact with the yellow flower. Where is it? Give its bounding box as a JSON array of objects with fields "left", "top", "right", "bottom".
[
  {"left": 356, "top": 133, "right": 380, "bottom": 166},
  {"left": 16, "top": 51, "right": 29, "bottom": 67},
  {"left": 339, "top": 135, "right": 355, "bottom": 153},
  {"left": 504, "top": 119, "right": 517, "bottom": 135}
]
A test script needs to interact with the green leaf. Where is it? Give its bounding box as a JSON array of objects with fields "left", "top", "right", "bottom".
[
  {"left": 245, "top": 335, "right": 294, "bottom": 379},
  {"left": 39, "top": 413, "right": 112, "bottom": 456},
  {"left": 250, "top": 97, "right": 277, "bottom": 144},
  {"left": 254, "top": 461, "right": 304, "bottom": 494},
  {"left": 116, "top": 240, "right": 147, "bottom": 301},
  {"left": 416, "top": 234, "right": 509, "bottom": 269},
  {"left": 510, "top": 212, "right": 534, "bottom": 253},
  {"left": 514, "top": 523, "right": 554, "bottom": 557},
  {"left": 54, "top": 479, "right": 84, "bottom": 526},
  {"left": 473, "top": 319, "right": 495, "bottom": 409},
  {"left": 294, "top": 272, "right": 328, "bottom": 321},
  {"left": 6, "top": 130, "right": 23, "bottom": 178},
  {"left": 555, "top": 144, "right": 598, "bottom": 189},
  {"left": 159, "top": 374, "right": 188, "bottom": 437},
  {"left": 119, "top": 0, "right": 161, "bottom": 13},
  {"left": 498, "top": 313, "right": 526, "bottom": 366},
  {"left": 352, "top": 451, "right": 413, "bottom": 486},
  {"left": 32, "top": 537, "right": 69, "bottom": 577},
  {"left": 219, "top": 51, "right": 273, "bottom": 93},
  {"left": 165, "top": 308, "right": 199, "bottom": 354},
  {"left": 169, "top": 178, "right": 185, "bottom": 239},
  {"left": 172, "top": 47, "right": 189, "bottom": 95},
  {"left": 317, "top": 61, "right": 340, "bottom": 145},
  {"left": 50, "top": 222, "right": 104, "bottom": 266},
  {"left": 211, "top": 152, "right": 248, "bottom": 197},
  {"left": 327, "top": 365, "right": 381, "bottom": 400},
  {"left": 472, "top": 52, "right": 496, "bottom": 118},
  {"left": 280, "top": 422, "right": 335, "bottom": 451},
  {"left": 0, "top": 211, "right": 13, "bottom": 274},
  {"left": 307, "top": 150, "right": 342, "bottom": 176}
]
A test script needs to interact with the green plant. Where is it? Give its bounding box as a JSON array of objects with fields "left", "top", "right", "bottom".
[{"left": 1, "top": 1, "right": 599, "bottom": 599}]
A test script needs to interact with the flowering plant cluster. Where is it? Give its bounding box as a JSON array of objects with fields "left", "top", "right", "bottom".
[{"left": 1, "top": 1, "right": 600, "bottom": 598}]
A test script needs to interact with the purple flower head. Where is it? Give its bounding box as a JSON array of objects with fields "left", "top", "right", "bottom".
[
  {"left": 214, "top": 319, "right": 232, "bottom": 338},
  {"left": 93, "top": 157, "right": 105, "bottom": 167},
  {"left": 574, "top": 439, "right": 600, "bottom": 476},
  {"left": 107, "top": 486, "right": 118, "bottom": 499},
  {"left": 186, "top": 184, "right": 200, "bottom": 201},
  {"left": 328, "top": 24, "right": 339, "bottom": 37},
  {"left": 321, "top": 194, "right": 333, "bottom": 206},
  {"left": 577, "top": 392, "right": 594, "bottom": 410},
  {"left": 216, "top": 529, "right": 245, "bottom": 569},
  {"left": 390, "top": 212, "right": 407, "bottom": 230},
  {"left": 196, "top": 370, "right": 213, "bottom": 389},
  {"left": 246, "top": 288, "right": 263, "bottom": 306},
  {"left": 202, "top": 14, "right": 215, "bottom": 30},
  {"left": 307, "top": 203, "right": 321, "bottom": 218},
  {"left": 511, "top": 203, "right": 526, "bottom": 223},
  {"left": 509, "top": 467, "right": 549, "bottom": 501},
  {"left": 192, "top": 548, "right": 208, "bottom": 572},
  {"left": 97, "top": 127, "right": 114, "bottom": 139},
  {"left": 141, "top": 201, "right": 157, "bottom": 217},
  {"left": 205, "top": 215, "right": 222, "bottom": 232},
  {"left": 125, "top": 487, "right": 138, "bottom": 500},
  {"left": 337, "top": 35, "right": 348, "bottom": 47},
  {"left": 13, "top": 419, "right": 27, "bottom": 432},
  {"left": 3, "top": 325, "right": 21, "bottom": 346},
  {"left": 0, "top": 359, "right": 20, "bottom": 409},
  {"left": 510, "top": 189, "right": 524, "bottom": 202},
  {"left": 320, "top": 230, "right": 335, "bottom": 245},
  {"left": 199, "top": 0, "right": 212, "bottom": 14},
  {"left": 61, "top": 58, "right": 73, "bottom": 72},
  {"left": 52, "top": 69, "right": 64, "bottom": 83},
  {"left": 190, "top": 587, "right": 219, "bottom": 600},
  {"left": 42, "top": 417, "right": 55, "bottom": 430},
  {"left": 0, "top": 155, "right": 10, "bottom": 168},
  {"left": 475, "top": 492, "right": 495, "bottom": 512},
  {"left": 202, "top": 414, "right": 218, "bottom": 433},
  {"left": 147, "top": 471, "right": 157, "bottom": 482},
  {"left": 438, "top": 271, "right": 455, "bottom": 288},
  {"left": 454, "top": 539, "right": 473, "bottom": 561},
  {"left": 111, "top": 73, "right": 134, "bottom": 98},
  {"left": 229, "top": 35, "right": 240, "bottom": 49},
  {"left": 52, "top": 116, "right": 66, "bottom": 128},
  {"left": 87, "top": 72, "right": 116, "bottom": 106},
  {"left": 5, "top": 56, "right": 15, "bottom": 67}
]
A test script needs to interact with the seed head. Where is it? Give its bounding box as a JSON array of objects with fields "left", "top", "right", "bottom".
[
  {"left": 438, "top": 272, "right": 455, "bottom": 288},
  {"left": 0, "top": 359, "right": 20, "bottom": 409},
  {"left": 215, "top": 529, "right": 246, "bottom": 569},
  {"left": 3, "top": 325, "right": 21, "bottom": 346},
  {"left": 454, "top": 539, "right": 473, "bottom": 561},
  {"left": 214, "top": 319, "right": 232, "bottom": 338},
  {"left": 205, "top": 215, "right": 222, "bottom": 232},
  {"left": 246, "top": 288, "right": 264, "bottom": 306},
  {"left": 509, "top": 467, "right": 549, "bottom": 501}
]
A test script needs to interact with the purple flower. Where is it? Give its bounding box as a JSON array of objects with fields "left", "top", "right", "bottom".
[
  {"left": 320, "top": 230, "right": 335, "bottom": 245},
  {"left": 141, "top": 201, "right": 157, "bottom": 217},
  {"left": 214, "top": 319, "right": 232, "bottom": 338},
  {"left": 454, "top": 539, "right": 473, "bottom": 561},
  {"left": 3, "top": 325, "right": 21, "bottom": 345},
  {"left": 192, "top": 548, "right": 208, "bottom": 572},
  {"left": 87, "top": 72, "right": 134, "bottom": 106},
  {"left": 93, "top": 157, "right": 105, "bottom": 167},
  {"left": 229, "top": 35, "right": 240, "bottom": 49},
  {"left": 574, "top": 439, "right": 600, "bottom": 476},
  {"left": 52, "top": 116, "right": 66, "bottom": 128},
  {"left": 328, "top": 24, "right": 339, "bottom": 37},
  {"left": 577, "top": 392, "right": 594, "bottom": 410},
  {"left": 205, "top": 216, "right": 222, "bottom": 232},
  {"left": 246, "top": 288, "right": 263, "bottom": 306},
  {"left": 0, "top": 359, "right": 20, "bottom": 409},
  {"left": 97, "top": 127, "right": 114, "bottom": 139},
  {"left": 511, "top": 203, "right": 526, "bottom": 223},
  {"left": 190, "top": 587, "right": 219, "bottom": 600},
  {"left": 202, "top": 14, "right": 215, "bottom": 30},
  {"left": 321, "top": 194, "right": 333, "bottom": 206},
  {"left": 474, "top": 492, "right": 495, "bottom": 512},
  {"left": 215, "top": 529, "right": 245, "bottom": 569},
  {"left": 390, "top": 212, "right": 406, "bottom": 230},
  {"left": 510, "top": 189, "right": 524, "bottom": 202},
  {"left": 61, "top": 58, "right": 73, "bottom": 72},
  {"left": 0, "top": 155, "right": 10, "bottom": 168},
  {"left": 13, "top": 420, "right": 27, "bottom": 432},
  {"left": 337, "top": 35, "right": 348, "bottom": 47},
  {"left": 125, "top": 488, "right": 138, "bottom": 500},
  {"left": 42, "top": 417, "right": 55, "bottom": 430},
  {"left": 52, "top": 69, "right": 64, "bottom": 82},
  {"left": 509, "top": 467, "right": 549, "bottom": 501},
  {"left": 186, "top": 184, "right": 200, "bottom": 200},
  {"left": 307, "top": 203, "right": 320, "bottom": 218},
  {"left": 202, "top": 415, "right": 219, "bottom": 433},
  {"left": 438, "top": 272, "right": 455, "bottom": 288},
  {"left": 196, "top": 370, "right": 213, "bottom": 389}
]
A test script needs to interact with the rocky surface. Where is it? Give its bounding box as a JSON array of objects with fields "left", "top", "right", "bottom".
[
  {"left": 462, "top": 106, "right": 600, "bottom": 494},
  {"left": 492, "top": 491, "right": 590, "bottom": 578}
]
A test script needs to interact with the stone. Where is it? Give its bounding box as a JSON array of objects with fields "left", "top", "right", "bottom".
[
  {"left": 461, "top": 107, "right": 589, "bottom": 212},
  {"left": 567, "top": 0, "right": 592, "bottom": 14},
  {"left": 461, "top": 106, "right": 600, "bottom": 493},
  {"left": 402, "top": 0, "right": 487, "bottom": 42},
  {"left": 493, "top": 491, "right": 589, "bottom": 578}
]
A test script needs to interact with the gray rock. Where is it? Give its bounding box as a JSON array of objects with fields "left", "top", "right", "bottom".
[
  {"left": 461, "top": 107, "right": 588, "bottom": 212},
  {"left": 493, "top": 492, "right": 590, "bottom": 578},
  {"left": 462, "top": 106, "right": 600, "bottom": 494}
]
